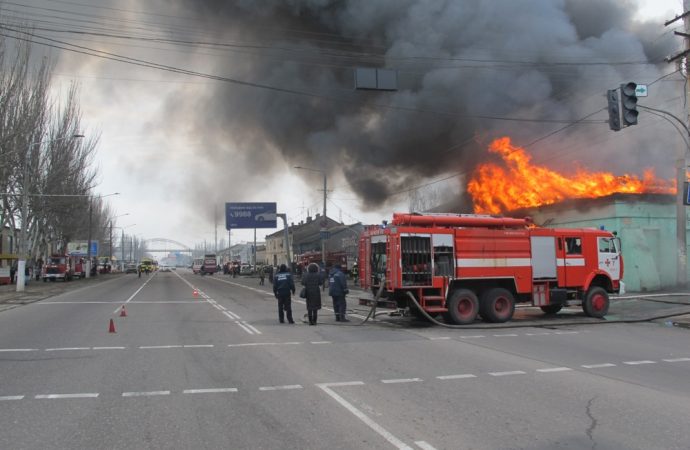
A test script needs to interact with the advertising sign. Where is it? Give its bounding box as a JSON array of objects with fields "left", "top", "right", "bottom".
[
  {"left": 226, "top": 202, "right": 277, "bottom": 229},
  {"left": 68, "top": 241, "right": 99, "bottom": 256}
]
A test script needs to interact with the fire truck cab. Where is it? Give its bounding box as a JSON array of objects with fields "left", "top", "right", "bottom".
[{"left": 358, "top": 213, "right": 623, "bottom": 325}]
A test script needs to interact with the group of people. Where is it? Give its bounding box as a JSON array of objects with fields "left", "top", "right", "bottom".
[{"left": 272, "top": 262, "right": 349, "bottom": 325}]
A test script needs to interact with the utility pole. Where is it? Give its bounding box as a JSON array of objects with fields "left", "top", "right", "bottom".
[{"left": 665, "top": 3, "right": 690, "bottom": 286}]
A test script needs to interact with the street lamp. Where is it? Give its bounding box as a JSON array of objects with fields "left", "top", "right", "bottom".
[
  {"left": 294, "top": 166, "right": 328, "bottom": 267},
  {"left": 111, "top": 224, "right": 135, "bottom": 270},
  {"left": 16, "top": 134, "right": 84, "bottom": 292}
]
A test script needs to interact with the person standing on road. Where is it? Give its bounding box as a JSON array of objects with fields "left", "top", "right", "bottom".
[
  {"left": 329, "top": 263, "right": 349, "bottom": 322},
  {"left": 302, "top": 263, "right": 322, "bottom": 325},
  {"left": 273, "top": 264, "right": 295, "bottom": 324},
  {"left": 259, "top": 267, "right": 265, "bottom": 286}
]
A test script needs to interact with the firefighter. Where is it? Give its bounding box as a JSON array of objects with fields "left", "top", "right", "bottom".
[
  {"left": 329, "top": 263, "right": 349, "bottom": 322},
  {"left": 272, "top": 264, "right": 295, "bottom": 324}
]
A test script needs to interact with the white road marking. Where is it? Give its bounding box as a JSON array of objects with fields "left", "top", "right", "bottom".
[
  {"left": 113, "top": 273, "right": 157, "bottom": 313},
  {"left": 623, "top": 360, "right": 656, "bottom": 365},
  {"left": 317, "top": 382, "right": 413, "bottom": 450},
  {"left": 493, "top": 334, "right": 518, "bottom": 337},
  {"left": 235, "top": 321, "right": 255, "bottom": 335},
  {"left": 217, "top": 305, "right": 226, "bottom": 311},
  {"left": 0, "top": 396, "right": 24, "bottom": 401},
  {"left": 459, "top": 335, "right": 485, "bottom": 339},
  {"left": 183, "top": 388, "right": 238, "bottom": 394},
  {"left": 429, "top": 337, "right": 451, "bottom": 340},
  {"left": 381, "top": 378, "right": 423, "bottom": 384},
  {"left": 436, "top": 374, "right": 477, "bottom": 380},
  {"left": 259, "top": 385, "right": 303, "bottom": 391},
  {"left": 0, "top": 349, "right": 37, "bottom": 352},
  {"left": 554, "top": 331, "right": 579, "bottom": 335},
  {"left": 92, "top": 346, "right": 126, "bottom": 350},
  {"left": 311, "top": 341, "right": 332, "bottom": 344},
  {"left": 183, "top": 344, "right": 214, "bottom": 348},
  {"left": 122, "top": 391, "right": 170, "bottom": 397},
  {"left": 582, "top": 363, "right": 616, "bottom": 369},
  {"left": 663, "top": 357, "right": 690, "bottom": 362},
  {"left": 139, "top": 345, "right": 183, "bottom": 349},
  {"left": 223, "top": 310, "right": 241, "bottom": 320},
  {"left": 45, "top": 347, "right": 90, "bottom": 351},
  {"left": 415, "top": 441, "right": 439, "bottom": 450},
  {"left": 536, "top": 367, "right": 572, "bottom": 373},
  {"left": 525, "top": 332, "right": 551, "bottom": 336},
  {"left": 242, "top": 321, "right": 262, "bottom": 334},
  {"left": 35, "top": 393, "right": 98, "bottom": 399},
  {"left": 489, "top": 371, "right": 526, "bottom": 377}
]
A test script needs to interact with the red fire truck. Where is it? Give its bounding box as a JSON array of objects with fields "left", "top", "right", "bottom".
[
  {"left": 358, "top": 213, "right": 623, "bottom": 324},
  {"left": 42, "top": 254, "right": 76, "bottom": 282}
]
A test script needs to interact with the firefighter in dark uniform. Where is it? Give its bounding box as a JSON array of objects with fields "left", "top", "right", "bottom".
[
  {"left": 273, "top": 264, "right": 295, "bottom": 324},
  {"left": 329, "top": 264, "right": 349, "bottom": 322}
]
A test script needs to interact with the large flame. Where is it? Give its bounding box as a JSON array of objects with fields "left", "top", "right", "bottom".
[{"left": 468, "top": 137, "right": 676, "bottom": 214}]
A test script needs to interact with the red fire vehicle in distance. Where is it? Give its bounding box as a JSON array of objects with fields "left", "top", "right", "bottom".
[
  {"left": 358, "top": 213, "right": 623, "bottom": 324},
  {"left": 42, "top": 254, "right": 75, "bottom": 282}
]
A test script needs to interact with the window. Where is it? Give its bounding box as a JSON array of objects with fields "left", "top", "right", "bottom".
[{"left": 565, "top": 237, "right": 582, "bottom": 255}]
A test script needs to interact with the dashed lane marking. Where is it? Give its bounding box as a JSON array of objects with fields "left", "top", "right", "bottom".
[
  {"left": 581, "top": 363, "right": 616, "bottom": 369},
  {"left": 436, "top": 374, "right": 477, "bottom": 380},
  {"left": 35, "top": 393, "right": 98, "bottom": 399},
  {"left": 122, "top": 391, "right": 170, "bottom": 397},
  {"left": 183, "top": 344, "right": 214, "bottom": 348},
  {"left": 536, "top": 367, "right": 573, "bottom": 373},
  {"left": 0, "top": 396, "right": 24, "bottom": 401},
  {"left": 489, "top": 370, "right": 526, "bottom": 377},
  {"left": 311, "top": 341, "right": 332, "bottom": 344},
  {"left": 459, "top": 335, "right": 485, "bottom": 339},
  {"left": 493, "top": 334, "right": 518, "bottom": 337},
  {"left": 183, "top": 388, "right": 238, "bottom": 394},
  {"left": 381, "top": 378, "right": 423, "bottom": 384},
  {"left": 92, "top": 347, "right": 126, "bottom": 350},
  {"left": 259, "top": 385, "right": 303, "bottom": 391},
  {"left": 663, "top": 357, "right": 690, "bottom": 362},
  {"left": 0, "top": 349, "right": 37, "bottom": 352},
  {"left": 623, "top": 360, "right": 656, "bottom": 365},
  {"left": 139, "top": 345, "right": 183, "bottom": 349},
  {"left": 45, "top": 347, "right": 90, "bottom": 352}
]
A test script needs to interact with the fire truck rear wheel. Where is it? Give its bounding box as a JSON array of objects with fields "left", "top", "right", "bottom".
[
  {"left": 480, "top": 288, "right": 515, "bottom": 323},
  {"left": 583, "top": 286, "right": 609, "bottom": 318},
  {"left": 444, "top": 289, "right": 479, "bottom": 325}
]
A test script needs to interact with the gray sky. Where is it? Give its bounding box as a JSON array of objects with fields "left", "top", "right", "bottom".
[{"left": 3, "top": 0, "right": 685, "bottom": 249}]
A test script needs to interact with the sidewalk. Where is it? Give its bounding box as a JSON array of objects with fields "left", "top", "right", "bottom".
[{"left": 0, "top": 274, "right": 122, "bottom": 312}]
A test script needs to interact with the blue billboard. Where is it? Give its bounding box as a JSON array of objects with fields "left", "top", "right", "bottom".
[{"left": 226, "top": 202, "right": 277, "bottom": 229}]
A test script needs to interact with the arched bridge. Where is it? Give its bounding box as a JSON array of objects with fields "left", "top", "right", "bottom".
[{"left": 143, "top": 238, "right": 193, "bottom": 254}]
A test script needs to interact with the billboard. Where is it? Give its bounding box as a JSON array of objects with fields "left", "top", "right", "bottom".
[
  {"left": 68, "top": 240, "right": 99, "bottom": 256},
  {"left": 226, "top": 202, "right": 277, "bottom": 229}
]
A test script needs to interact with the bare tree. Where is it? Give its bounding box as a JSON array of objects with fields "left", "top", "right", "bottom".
[{"left": 0, "top": 24, "right": 102, "bottom": 264}]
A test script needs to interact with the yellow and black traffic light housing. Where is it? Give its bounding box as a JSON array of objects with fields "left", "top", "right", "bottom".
[{"left": 620, "top": 82, "right": 638, "bottom": 126}]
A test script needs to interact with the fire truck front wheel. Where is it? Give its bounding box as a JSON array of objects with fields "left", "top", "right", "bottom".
[
  {"left": 583, "top": 286, "right": 609, "bottom": 318},
  {"left": 480, "top": 288, "right": 516, "bottom": 323},
  {"left": 444, "top": 289, "right": 479, "bottom": 325}
]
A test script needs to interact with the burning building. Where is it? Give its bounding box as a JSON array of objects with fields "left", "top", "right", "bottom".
[{"left": 437, "top": 137, "right": 684, "bottom": 292}]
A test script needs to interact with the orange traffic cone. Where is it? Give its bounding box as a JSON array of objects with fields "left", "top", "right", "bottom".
[
  {"left": 193, "top": 289, "right": 198, "bottom": 298},
  {"left": 109, "top": 318, "right": 116, "bottom": 333},
  {"left": 120, "top": 305, "right": 127, "bottom": 317}
]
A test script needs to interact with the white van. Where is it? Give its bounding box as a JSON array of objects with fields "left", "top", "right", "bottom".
[{"left": 192, "top": 258, "right": 203, "bottom": 274}]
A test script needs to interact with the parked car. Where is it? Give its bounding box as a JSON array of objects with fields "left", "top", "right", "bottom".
[
  {"left": 125, "top": 263, "right": 138, "bottom": 274},
  {"left": 160, "top": 265, "right": 171, "bottom": 272}
]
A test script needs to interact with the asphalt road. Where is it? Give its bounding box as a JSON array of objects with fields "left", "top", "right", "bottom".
[{"left": 1, "top": 270, "right": 689, "bottom": 449}]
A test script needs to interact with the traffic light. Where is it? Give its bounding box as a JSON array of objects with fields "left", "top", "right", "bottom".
[
  {"left": 607, "top": 89, "right": 620, "bottom": 131},
  {"left": 620, "top": 82, "right": 638, "bottom": 126}
]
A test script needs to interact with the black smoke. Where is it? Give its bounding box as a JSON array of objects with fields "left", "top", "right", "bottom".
[{"left": 153, "top": 0, "right": 678, "bottom": 212}]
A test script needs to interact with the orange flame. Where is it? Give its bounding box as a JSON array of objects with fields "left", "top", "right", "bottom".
[{"left": 468, "top": 137, "right": 676, "bottom": 214}]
